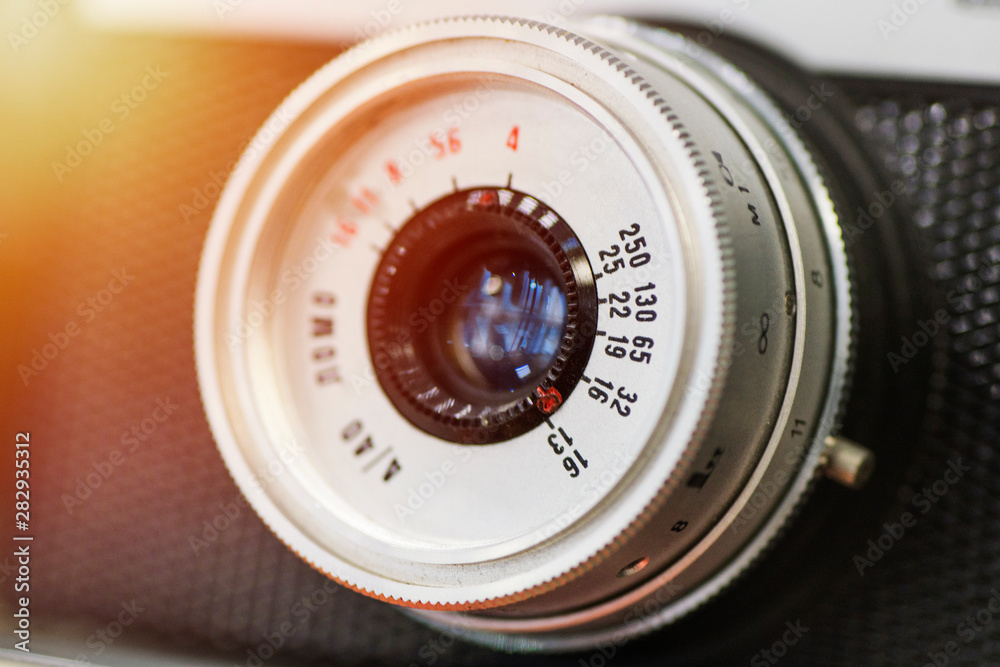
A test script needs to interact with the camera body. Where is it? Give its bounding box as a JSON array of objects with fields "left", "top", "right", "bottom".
[{"left": 3, "top": 2, "right": 1000, "bottom": 665}]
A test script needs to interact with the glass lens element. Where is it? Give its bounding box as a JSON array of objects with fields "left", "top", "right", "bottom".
[
  {"left": 447, "top": 252, "right": 568, "bottom": 394},
  {"left": 366, "top": 187, "right": 597, "bottom": 444}
]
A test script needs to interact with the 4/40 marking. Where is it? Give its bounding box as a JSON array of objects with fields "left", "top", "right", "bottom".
[{"left": 342, "top": 420, "right": 401, "bottom": 482}]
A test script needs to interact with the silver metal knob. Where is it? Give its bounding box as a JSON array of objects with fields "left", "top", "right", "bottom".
[{"left": 823, "top": 435, "right": 876, "bottom": 489}]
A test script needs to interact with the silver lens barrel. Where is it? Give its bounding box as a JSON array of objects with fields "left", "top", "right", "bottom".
[{"left": 195, "top": 15, "right": 855, "bottom": 651}]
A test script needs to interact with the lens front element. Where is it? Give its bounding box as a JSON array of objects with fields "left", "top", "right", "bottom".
[
  {"left": 448, "top": 248, "right": 566, "bottom": 393},
  {"left": 368, "top": 187, "right": 596, "bottom": 444},
  {"left": 368, "top": 188, "right": 597, "bottom": 444}
]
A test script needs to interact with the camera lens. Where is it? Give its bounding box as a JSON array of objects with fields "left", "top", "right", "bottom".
[
  {"left": 443, "top": 249, "right": 566, "bottom": 394},
  {"left": 367, "top": 187, "right": 597, "bottom": 444},
  {"left": 197, "top": 15, "right": 868, "bottom": 651}
]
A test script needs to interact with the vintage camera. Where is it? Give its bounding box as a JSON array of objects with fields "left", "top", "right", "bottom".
[{"left": 3, "top": 3, "right": 1000, "bottom": 666}]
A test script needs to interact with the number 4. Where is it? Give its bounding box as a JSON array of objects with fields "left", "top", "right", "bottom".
[{"left": 506, "top": 126, "right": 519, "bottom": 151}]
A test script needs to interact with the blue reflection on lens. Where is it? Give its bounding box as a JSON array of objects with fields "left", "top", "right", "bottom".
[{"left": 455, "top": 265, "right": 567, "bottom": 392}]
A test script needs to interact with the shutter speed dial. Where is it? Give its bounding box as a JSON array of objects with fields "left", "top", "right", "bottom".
[{"left": 195, "top": 16, "right": 859, "bottom": 650}]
